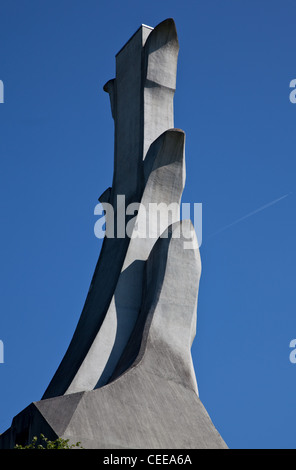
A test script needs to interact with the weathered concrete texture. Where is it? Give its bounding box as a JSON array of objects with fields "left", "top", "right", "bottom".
[
  {"left": 0, "top": 222, "right": 227, "bottom": 449},
  {"left": 42, "top": 18, "right": 181, "bottom": 401}
]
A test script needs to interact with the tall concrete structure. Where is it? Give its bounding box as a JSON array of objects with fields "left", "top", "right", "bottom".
[{"left": 0, "top": 19, "right": 227, "bottom": 449}]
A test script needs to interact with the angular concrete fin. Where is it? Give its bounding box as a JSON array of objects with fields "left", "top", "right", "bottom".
[
  {"left": 144, "top": 18, "right": 179, "bottom": 90},
  {"left": 143, "top": 128, "right": 185, "bottom": 186},
  {"left": 109, "top": 220, "right": 201, "bottom": 394}
]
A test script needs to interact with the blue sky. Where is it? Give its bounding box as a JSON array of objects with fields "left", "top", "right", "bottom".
[{"left": 0, "top": 0, "right": 296, "bottom": 449}]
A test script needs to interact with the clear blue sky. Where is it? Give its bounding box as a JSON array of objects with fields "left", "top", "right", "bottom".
[{"left": 0, "top": 0, "right": 296, "bottom": 449}]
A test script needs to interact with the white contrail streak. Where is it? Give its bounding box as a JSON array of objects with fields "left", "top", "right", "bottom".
[{"left": 209, "top": 193, "right": 290, "bottom": 237}]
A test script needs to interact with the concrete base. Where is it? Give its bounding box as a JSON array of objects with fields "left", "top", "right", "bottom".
[
  {"left": 0, "top": 222, "right": 227, "bottom": 449},
  {"left": 0, "top": 371, "right": 226, "bottom": 449}
]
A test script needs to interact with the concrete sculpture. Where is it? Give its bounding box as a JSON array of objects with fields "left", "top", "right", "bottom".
[{"left": 0, "top": 18, "right": 227, "bottom": 449}]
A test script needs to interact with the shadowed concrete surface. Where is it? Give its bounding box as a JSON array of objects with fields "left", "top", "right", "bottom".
[
  {"left": 40, "top": 19, "right": 181, "bottom": 400},
  {"left": 0, "top": 222, "right": 227, "bottom": 449},
  {"left": 0, "top": 18, "right": 228, "bottom": 449},
  {"left": 66, "top": 129, "right": 186, "bottom": 393}
]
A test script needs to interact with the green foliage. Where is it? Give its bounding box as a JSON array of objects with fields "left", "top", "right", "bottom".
[{"left": 14, "top": 433, "right": 83, "bottom": 449}]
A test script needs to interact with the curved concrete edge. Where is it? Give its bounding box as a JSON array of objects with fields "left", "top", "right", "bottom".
[
  {"left": 143, "top": 127, "right": 185, "bottom": 185},
  {"left": 140, "top": 220, "right": 201, "bottom": 393},
  {"left": 109, "top": 220, "right": 201, "bottom": 395},
  {"left": 144, "top": 18, "right": 179, "bottom": 90},
  {"left": 65, "top": 129, "right": 186, "bottom": 393},
  {"left": 41, "top": 234, "right": 131, "bottom": 399}
]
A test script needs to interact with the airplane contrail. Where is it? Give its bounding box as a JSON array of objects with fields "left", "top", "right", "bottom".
[{"left": 209, "top": 192, "right": 291, "bottom": 238}]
